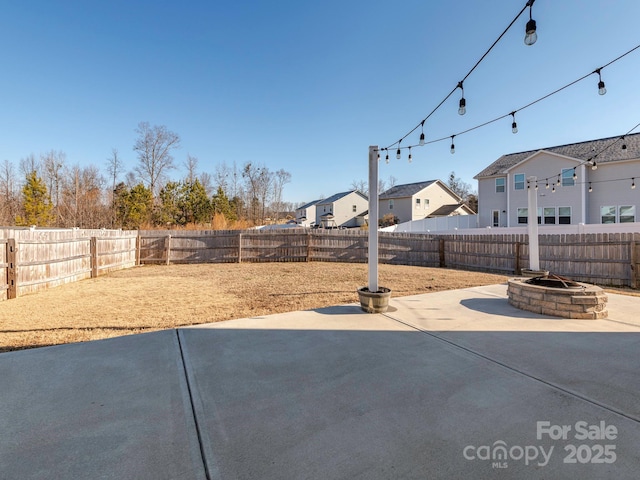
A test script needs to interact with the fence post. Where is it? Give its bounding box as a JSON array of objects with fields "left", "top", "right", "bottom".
[
  {"left": 237, "top": 233, "right": 243, "bottom": 263},
  {"left": 515, "top": 241, "right": 521, "bottom": 275},
  {"left": 164, "top": 235, "right": 171, "bottom": 265},
  {"left": 439, "top": 238, "right": 445, "bottom": 268},
  {"left": 136, "top": 233, "right": 141, "bottom": 266},
  {"left": 631, "top": 239, "right": 639, "bottom": 289},
  {"left": 90, "top": 237, "right": 98, "bottom": 278},
  {"left": 306, "top": 232, "right": 312, "bottom": 262},
  {"left": 7, "top": 238, "right": 17, "bottom": 299}
]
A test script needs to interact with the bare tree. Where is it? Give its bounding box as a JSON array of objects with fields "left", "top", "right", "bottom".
[
  {"left": 184, "top": 154, "right": 198, "bottom": 183},
  {"left": 42, "top": 150, "right": 66, "bottom": 224},
  {"left": 0, "top": 159, "right": 19, "bottom": 224},
  {"left": 351, "top": 179, "right": 367, "bottom": 194},
  {"left": 20, "top": 154, "right": 40, "bottom": 178},
  {"left": 271, "top": 169, "right": 291, "bottom": 221},
  {"left": 199, "top": 171, "right": 214, "bottom": 196},
  {"left": 133, "top": 122, "right": 180, "bottom": 197},
  {"left": 106, "top": 148, "right": 124, "bottom": 226},
  {"left": 213, "top": 161, "right": 231, "bottom": 193}
]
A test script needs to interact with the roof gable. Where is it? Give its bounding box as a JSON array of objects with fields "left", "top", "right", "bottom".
[{"left": 475, "top": 132, "right": 640, "bottom": 178}]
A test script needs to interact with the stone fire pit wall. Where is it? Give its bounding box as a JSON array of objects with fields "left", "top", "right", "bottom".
[{"left": 507, "top": 278, "right": 608, "bottom": 319}]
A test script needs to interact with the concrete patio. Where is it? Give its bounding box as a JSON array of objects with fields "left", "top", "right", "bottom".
[{"left": 1, "top": 283, "right": 639, "bottom": 479}]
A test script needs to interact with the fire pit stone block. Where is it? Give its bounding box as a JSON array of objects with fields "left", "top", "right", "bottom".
[{"left": 507, "top": 278, "right": 608, "bottom": 319}]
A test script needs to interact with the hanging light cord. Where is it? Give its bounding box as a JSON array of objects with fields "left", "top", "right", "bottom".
[
  {"left": 390, "top": 42, "right": 640, "bottom": 152},
  {"left": 384, "top": 0, "right": 534, "bottom": 151}
]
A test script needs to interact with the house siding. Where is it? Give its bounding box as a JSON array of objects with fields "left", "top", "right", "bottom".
[{"left": 476, "top": 136, "right": 640, "bottom": 227}]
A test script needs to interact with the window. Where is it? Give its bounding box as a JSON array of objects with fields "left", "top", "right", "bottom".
[
  {"left": 561, "top": 168, "right": 575, "bottom": 187},
  {"left": 514, "top": 174, "right": 525, "bottom": 190},
  {"left": 352, "top": 205, "right": 357, "bottom": 212},
  {"left": 492, "top": 210, "right": 500, "bottom": 227},
  {"left": 517, "top": 208, "right": 528, "bottom": 224},
  {"left": 544, "top": 207, "right": 556, "bottom": 224},
  {"left": 620, "top": 205, "right": 636, "bottom": 223},
  {"left": 558, "top": 206, "right": 571, "bottom": 224},
  {"left": 496, "top": 178, "right": 505, "bottom": 193},
  {"left": 424, "top": 199, "right": 429, "bottom": 209},
  {"left": 415, "top": 198, "right": 420, "bottom": 208},
  {"left": 517, "top": 207, "right": 542, "bottom": 224},
  {"left": 388, "top": 199, "right": 394, "bottom": 210},
  {"left": 601, "top": 206, "right": 636, "bottom": 223}
]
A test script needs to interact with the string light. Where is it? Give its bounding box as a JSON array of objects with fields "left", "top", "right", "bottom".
[
  {"left": 552, "top": 185, "right": 556, "bottom": 193},
  {"left": 591, "top": 160, "right": 597, "bottom": 170},
  {"left": 572, "top": 168, "right": 577, "bottom": 181},
  {"left": 556, "top": 175, "right": 561, "bottom": 186},
  {"left": 408, "top": 146, "right": 412, "bottom": 163},
  {"left": 588, "top": 182, "right": 593, "bottom": 193},
  {"left": 450, "top": 135, "right": 456, "bottom": 154},
  {"left": 396, "top": 140, "right": 402, "bottom": 160},
  {"left": 419, "top": 121, "right": 425, "bottom": 146},
  {"left": 621, "top": 136, "right": 627, "bottom": 150},
  {"left": 524, "top": 0, "right": 537, "bottom": 46},
  {"left": 595, "top": 68, "right": 607, "bottom": 95},
  {"left": 511, "top": 112, "right": 518, "bottom": 134},
  {"left": 385, "top": 149, "right": 390, "bottom": 164},
  {"left": 545, "top": 180, "right": 549, "bottom": 189},
  {"left": 633, "top": 178, "right": 636, "bottom": 190},
  {"left": 457, "top": 82, "right": 466, "bottom": 115}
]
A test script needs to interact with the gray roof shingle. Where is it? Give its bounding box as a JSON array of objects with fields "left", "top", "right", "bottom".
[
  {"left": 379, "top": 180, "right": 437, "bottom": 200},
  {"left": 475, "top": 132, "right": 640, "bottom": 178},
  {"left": 317, "top": 190, "right": 368, "bottom": 205}
]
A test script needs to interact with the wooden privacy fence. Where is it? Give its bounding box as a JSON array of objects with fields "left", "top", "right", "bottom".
[
  {"left": 2, "top": 228, "right": 640, "bottom": 300},
  {"left": 138, "top": 229, "right": 640, "bottom": 288},
  {"left": 0, "top": 229, "right": 137, "bottom": 300}
]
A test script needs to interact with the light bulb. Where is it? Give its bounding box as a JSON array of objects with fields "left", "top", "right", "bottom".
[
  {"left": 573, "top": 171, "right": 577, "bottom": 181},
  {"left": 535, "top": 183, "right": 538, "bottom": 190},
  {"left": 419, "top": 132, "right": 425, "bottom": 146},
  {"left": 591, "top": 161, "right": 597, "bottom": 170},
  {"left": 588, "top": 183, "right": 593, "bottom": 193},
  {"left": 552, "top": 186, "right": 556, "bottom": 193},
  {"left": 458, "top": 97, "right": 466, "bottom": 115},
  {"left": 385, "top": 153, "right": 389, "bottom": 164},
  {"left": 524, "top": 19, "right": 537, "bottom": 46},
  {"left": 450, "top": 137, "right": 455, "bottom": 154},
  {"left": 396, "top": 148, "right": 401, "bottom": 160},
  {"left": 598, "top": 80, "right": 607, "bottom": 95},
  {"left": 632, "top": 178, "right": 636, "bottom": 190},
  {"left": 512, "top": 121, "right": 518, "bottom": 134},
  {"left": 545, "top": 181, "right": 549, "bottom": 189},
  {"left": 408, "top": 148, "right": 412, "bottom": 163}
]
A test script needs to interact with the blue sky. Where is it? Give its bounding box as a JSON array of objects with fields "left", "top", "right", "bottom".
[{"left": 2, "top": 0, "right": 639, "bottom": 204}]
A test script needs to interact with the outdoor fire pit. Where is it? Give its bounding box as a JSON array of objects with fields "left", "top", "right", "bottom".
[{"left": 508, "top": 273, "right": 608, "bottom": 319}]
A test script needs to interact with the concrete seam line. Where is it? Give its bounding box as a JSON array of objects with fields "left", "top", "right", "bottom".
[
  {"left": 382, "top": 313, "right": 640, "bottom": 425},
  {"left": 176, "top": 329, "right": 221, "bottom": 480}
]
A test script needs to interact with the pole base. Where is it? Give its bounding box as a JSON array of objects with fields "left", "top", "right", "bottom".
[{"left": 357, "top": 287, "right": 391, "bottom": 313}]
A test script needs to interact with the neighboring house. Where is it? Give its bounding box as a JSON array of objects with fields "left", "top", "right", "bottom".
[
  {"left": 295, "top": 200, "right": 320, "bottom": 227},
  {"left": 314, "top": 190, "right": 369, "bottom": 228},
  {"left": 474, "top": 132, "right": 640, "bottom": 228},
  {"left": 378, "top": 180, "right": 472, "bottom": 224}
]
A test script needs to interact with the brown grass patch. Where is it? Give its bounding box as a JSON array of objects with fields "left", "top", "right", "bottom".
[{"left": 0, "top": 263, "right": 508, "bottom": 352}]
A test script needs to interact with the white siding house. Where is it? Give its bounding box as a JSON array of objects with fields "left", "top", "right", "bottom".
[
  {"left": 378, "top": 180, "right": 473, "bottom": 224},
  {"left": 314, "top": 190, "right": 369, "bottom": 228},
  {"left": 295, "top": 200, "right": 320, "bottom": 227},
  {"left": 474, "top": 133, "right": 640, "bottom": 227}
]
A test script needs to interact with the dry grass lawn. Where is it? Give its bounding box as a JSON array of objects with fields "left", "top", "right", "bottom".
[{"left": 0, "top": 263, "right": 508, "bottom": 353}]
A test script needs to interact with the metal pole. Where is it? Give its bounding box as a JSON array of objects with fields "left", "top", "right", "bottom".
[
  {"left": 527, "top": 176, "right": 540, "bottom": 271},
  {"left": 368, "top": 146, "right": 378, "bottom": 292}
]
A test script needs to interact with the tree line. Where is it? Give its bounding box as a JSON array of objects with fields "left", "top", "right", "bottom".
[{"left": 0, "top": 122, "right": 296, "bottom": 229}]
